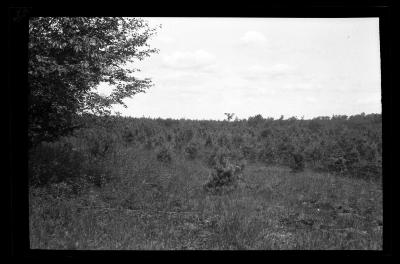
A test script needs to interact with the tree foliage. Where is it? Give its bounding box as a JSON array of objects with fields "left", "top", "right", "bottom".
[
  {"left": 28, "top": 17, "right": 159, "bottom": 147},
  {"left": 224, "top": 113, "right": 235, "bottom": 121}
]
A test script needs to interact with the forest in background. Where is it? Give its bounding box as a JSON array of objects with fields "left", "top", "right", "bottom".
[{"left": 29, "top": 112, "right": 382, "bottom": 188}]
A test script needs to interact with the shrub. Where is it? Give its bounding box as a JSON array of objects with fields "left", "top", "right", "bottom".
[
  {"left": 176, "top": 129, "right": 194, "bottom": 144},
  {"left": 276, "top": 140, "right": 299, "bottom": 166},
  {"left": 307, "top": 120, "right": 323, "bottom": 132},
  {"left": 143, "top": 126, "right": 155, "bottom": 138},
  {"left": 247, "top": 114, "right": 264, "bottom": 127},
  {"left": 205, "top": 135, "right": 213, "bottom": 147},
  {"left": 29, "top": 139, "right": 114, "bottom": 188},
  {"left": 260, "top": 128, "right": 272, "bottom": 139},
  {"left": 344, "top": 147, "right": 361, "bottom": 170},
  {"left": 351, "top": 160, "right": 381, "bottom": 181},
  {"left": 84, "top": 160, "right": 112, "bottom": 187},
  {"left": 185, "top": 142, "right": 199, "bottom": 160},
  {"left": 156, "top": 146, "right": 173, "bottom": 163},
  {"left": 325, "top": 156, "right": 347, "bottom": 175},
  {"left": 206, "top": 147, "right": 230, "bottom": 168},
  {"left": 84, "top": 129, "right": 115, "bottom": 158},
  {"left": 289, "top": 152, "right": 305, "bottom": 172},
  {"left": 217, "top": 134, "right": 230, "bottom": 148},
  {"left": 232, "top": 134, "right": 244, "bottom": 148},
  {"left": 241, "top": 145, "right": 257, "bottom": 163},
  {"left": 204, "top": 159, "right": 244, "bottom": 194},
  {"left": 258, "top": 145, "right": 276, "bottom": 164},
  {"left": 162, "top": 118, "right": 178, "bottom": 127},
  {"left": 153, "top": 136, "right": 165, "bottom": 147},
  {"left": 303, "top": 143, "right": 323, "bottom": 166},
  {"left": 122, "top": 129, "right": 135, "bottom": 145},
  {"left": 29, "top": 142, "right": 85, "bottom": 186}
]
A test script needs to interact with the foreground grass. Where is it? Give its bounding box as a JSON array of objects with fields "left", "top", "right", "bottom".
[{"left": 30, "top": 147, "right": 382, "bottom": 250}]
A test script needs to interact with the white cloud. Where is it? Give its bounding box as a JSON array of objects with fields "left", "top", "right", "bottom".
[
  {"left": 240, "top": 31, "right": 267, "bottom": 45},
  {"left": 282, "top": 82, "right": 321, "bottom": 91},
  {"left": 305, "top": 96, "right": 317, "bottom": 103},
  {"left": 162, "top": 49, "right": 216, "bottom": 70},
  {"left": 242, "top": 63, "right": 295, "bottom": 80},
  {"left": 157, "top": 71, "right": 209, "bottom": 87}
]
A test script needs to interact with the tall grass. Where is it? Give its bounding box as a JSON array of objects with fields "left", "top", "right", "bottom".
[
  {"left": 30, "top": 148, "right": 382, "bottom": 250},
  {"left": 29, "top": 114, "right": 382, "bottom": 250}
]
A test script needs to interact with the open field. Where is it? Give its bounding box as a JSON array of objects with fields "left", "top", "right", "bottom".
[{"left": 29, "top": 129, "right": 382, "bottom": 250}]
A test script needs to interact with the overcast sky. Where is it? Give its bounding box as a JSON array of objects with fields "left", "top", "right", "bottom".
[{"left": 97, "top": 17, "right": 381, "bottom": 120}]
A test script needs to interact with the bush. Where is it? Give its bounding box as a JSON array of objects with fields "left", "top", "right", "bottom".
[
  {"left": 344, "top": 147, "right": 361, "bottom": 170},
  {"left": 185, "top": 142, "right": 199, "bottom": 160},
  {"left": 276, "top": 140, "right": 295, "bottom": 165},
  {"left": 205, "top": 135, "right": 213, "bottom": 147},
  {"left": 260, "top": 128, "right": 272, "bottom": 139},
  {"left": 204, "top": 159, "right": 244, "bottom": 194},
  {"left": 258, "top": 144, "right": 276, "bottom": 164},
  {"left": 241, "top": 144, "right": 257, "bottom": 163},
  {"left": 206, "top": 147, "right": 230, "bottom": 168},
  {"left": 217, "top": 134, "right": 230, "bottom": 148},
  {"left": 84, "top": 160, "right": 112, "bottom": 187},
  {"left": 29, "top": 139, "right": 114, "bottom": 188},
  {"left": 144, "top": 139, "right": 154, "bottom": 150},
  {"left": 325, "top": 156, "right": 347, "bottom": 175},
  {"left": 248, "top": 114, "right": 264, "bottom": 127},
  {"left": 351, "top": 160, "right": 381, "bottom": 181},
  {"left": 303, "top": 143, "right": 323, "bottom": 166},
  {"left": 156, "top": 146, "right": 173, "bottom": 163},
  {"left": 232, "top": 134, "right": 244, "bottom": 148},
  {"left": 122, "top": 129, "right": 135, "bottom": 145},
  {"left": 83, "top": 128, "right": 115, "bottom": 158},
  {"left": 289, "top": 152, "right": 305, "bottom": 172},
  {"left": 29, "top": 142, "right": 85, "bottom": 186}
]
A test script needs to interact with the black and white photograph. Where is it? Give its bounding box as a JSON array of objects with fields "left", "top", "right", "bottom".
[{"left": 8, "top": 8, "right": 391, "bottom": 252}]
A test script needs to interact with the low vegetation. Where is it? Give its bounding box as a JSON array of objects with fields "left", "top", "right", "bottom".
[{"left": 29, "top": 113, "right": 382, "bottom": 250}]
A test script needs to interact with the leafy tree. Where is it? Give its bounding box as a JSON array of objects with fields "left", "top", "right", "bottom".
[
  {"left": 28, "top": 17, "right": 159, "bottom": 147},
  {"left": 224, "top": 112, "right": 235, "bottom": 121}
]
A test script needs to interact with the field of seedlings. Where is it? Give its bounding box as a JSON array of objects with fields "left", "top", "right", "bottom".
[{"left": 29, "top": 113, "right": 382, "bottom": 250}]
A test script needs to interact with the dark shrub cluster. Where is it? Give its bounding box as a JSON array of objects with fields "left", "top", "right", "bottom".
[
  {"left": 206, "top": 147, "right": 230, "bottom": 168},
  {"left": 29, "top": 142, "right": 85, "bottom": 186},
  {"left": 122, "top": 129, "right": 135, "bottom": 145},
  {"left": 29, "top": 137, "right": 114, "bottom": 188},
  {"left": 204, "top": 159, "right": 244, "bottom": 195},
  {"left": 241, "top": 144, "right": 257, "bottom": 163},
  {"left": 83, "top": 128, "right": 115, "bottom": 158},
  {"left": 185, "top": 142, "right": 199, "bottom": 160},
  {"left": 289, "top": 152, "right": 305, "bottom": 172},
  {"left": 258, "top": 144, "right": 276, "bottom": 165},
  {"left": 156, "top": 146, "right": 173, "bottom": 163},
  {"left": 217, "top": 134, "right": 230, "bottom": 147},
  {"left": 205, "top": 135, "right": 213, "bottom": 148}
]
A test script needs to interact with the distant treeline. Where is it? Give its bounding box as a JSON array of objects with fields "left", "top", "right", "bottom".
[{"left": 29, "top": 113, "right": 382, "bottom": 187}]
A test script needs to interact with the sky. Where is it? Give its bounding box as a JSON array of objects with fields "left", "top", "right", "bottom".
[{"left": 96, "top": 17, "right": 381, "bottom": 120}]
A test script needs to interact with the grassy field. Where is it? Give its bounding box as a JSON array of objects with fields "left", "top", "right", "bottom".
[{"left": 29, "top": 146, "right": 382, "bottom": 250}]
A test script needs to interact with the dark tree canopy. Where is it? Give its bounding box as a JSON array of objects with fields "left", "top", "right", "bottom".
[{"left": 28, "top": 17, "right": 159, "bottom": 147}]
